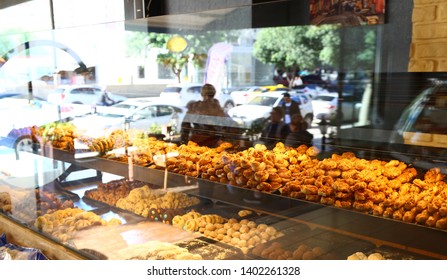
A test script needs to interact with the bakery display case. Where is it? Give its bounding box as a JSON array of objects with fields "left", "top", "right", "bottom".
[
  {"left": 1, "top": 126, "right": 447, "bottom": 260},
  {"left": 1, "top": 0, "right": 447, "bottom": 261}
]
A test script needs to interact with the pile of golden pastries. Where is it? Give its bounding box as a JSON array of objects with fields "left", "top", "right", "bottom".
[
  {"left": 149, "top": 140, "right": 447, "bottom": 231},
  {"left": 34, "top": 208, "right": 122, "bottom": 243},
  {"left": 84, "top": 178, "right": 148, "bottom": 206},
  {"left": 0, "top": 185, "right": 77, "bottom": 223},
  {"left": 33, "top": 122, "right": 77, "bottom": 151},
  {"left": 12, "top": 189, "right": 74, "bottom": 222},
  {"left": 172, "top": 210, "right": 281, "bottom": 254},
  {"left": 31, "top": 124, "right": 447, "bottom": 231},
  {"left": 279, "top": 150, "right": 447, "bottom": 230},
  {"left": 251, "top": 241, "right": 328, "bottom": 260},
  {"left": 115, "top": 185, "right": 200, "bottom": 218}
]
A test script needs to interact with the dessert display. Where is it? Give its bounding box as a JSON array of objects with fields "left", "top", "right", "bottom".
[
  {"left": 34, "top": 208, "right": 122, "bottom": 243},
  {"left": 279, "top": 152, "right": 447, "bottom": 230},
  {"left": 201, "top": 143, "right": 318, "bottom": 193},
  {"left": 34, "top": 122, "right": 77, "bottom": 151},
  {"left": 11, "top": 189, "right": 75, "bottom": 222},
  {"left": 84, "top": 178, "right": 148, "bottom": 206},
  {"left": 251, "top": 241, "right": 328, "bottom": 260},
  {"left": 117, "top": 240, "right": 202, "bottom": 260},
  {"left": 174, "top": 238, "right": 243, "bottom": 260},
  {"left": 172, "top": 210, "right": 281, "bottom": 254},
  {"left": 162, "top": 141, "right": 234, "bottom": 177},
  {"left": 0, "top": 184, "right": 76, "bottom": 222},
  {"left": 115, "top": 185, "right": 201, "bottom": 218},
  {"left": 30, "top": 114, "right": 447, "bottom": 232},
  {"left": 146, "top": 208, "right": 185, "bottom": 224},
  {"left": 76, "top": 135, "right": 115, "bottom": 155},
  {"left": 11, "top": 122, "right": 447, "bottom": 260}
]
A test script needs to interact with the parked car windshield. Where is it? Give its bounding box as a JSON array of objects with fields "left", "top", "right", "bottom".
[
  {"left": 96, "top": 103, "right": 140, "bottom": 118},
  {"left": 111, "top": 104, "right": 139, "bottom": 110},
  {"left": 96, "top": 112, "right": 125, "bottom": 118},
  {"left": 314, "top": 95, "right": 336, "bottom": 102},
  {"left": 163, "top": 87, "right": 182, "bottom": 93},
  {"left": 247, "top": 96, "right": 277, "bottom": 106}
]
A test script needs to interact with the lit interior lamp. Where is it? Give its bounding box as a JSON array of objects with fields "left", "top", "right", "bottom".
[{"left": 166, "top": 35, "right": 188, "bottom": 53}]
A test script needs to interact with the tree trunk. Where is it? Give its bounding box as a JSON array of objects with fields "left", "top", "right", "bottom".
[{"left": 173, "top": 65, "right": 181, "bottom": 83}]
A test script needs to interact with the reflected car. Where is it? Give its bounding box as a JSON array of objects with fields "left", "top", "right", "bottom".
[
  {"left": 70, "top": 97, "right": 186, "bottom": 137},
  {"left": 230, "top": 86, "right": 268, "bottom": 106},
  {"left": 227, "top": 91, "right": 314, "bottom": 131},
  {"left": 389, "top": 82, "right": 447, "bottom": 170},
  {"left": 311, "top": 92, "right": 362, "bottom": 123},
  {"left": 47, "top": 85, "right": 127, "bottom": 106},
  {"left": 159, "top": 83, "right": 235, "bottom": 112}
]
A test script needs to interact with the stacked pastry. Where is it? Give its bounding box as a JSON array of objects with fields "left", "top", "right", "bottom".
[
  {"left": 115, "top": 185, "right": 200, "bottom": 218},
  {"left": 172, "top": 210, "right": 281, "bottom": 254},
  {"left": 84, "top": 178, "right": 148, "bottom": 206},
  {"left": 35, "top": 122, "right": 77, "bottom": 151},
  {"left": 163, "top": 141, "right": 233, "bottom": 177},
  {"left": 12, "top": 189, "right": 74, "bottom": 222},
  {"left": 201, "top": 143, "right": 319, "bottom": 193},
  {"left": 34, "top": 208, "right": 122, "bottom": 243},
  {"left": 279, "top": 151, "right": 447, "bottom": 230},
  {"left": 251, "top": 242, "right": 327, "bottom": 260}
]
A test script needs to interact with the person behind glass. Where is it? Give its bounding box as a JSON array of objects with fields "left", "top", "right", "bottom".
[
  {"left": 259, "top": 106, "right": 290, "bottom": 149},
  {"left": 291, "top": 75, "right": 303, "bottom": 89},
  {"left": 281, "top": 92, "right": 301, "bottom": 125},
  {"left": 285, "top": 113, "right": 313, "bottom": 147},
  {"left": 180, "top": 83, "right": 228, "bottom": 147}
]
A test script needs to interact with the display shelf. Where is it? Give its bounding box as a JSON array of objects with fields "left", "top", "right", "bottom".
[
  {"left": 43, "top": 147, "right": 197, "bottom": 188},
  {"left": 189, "top": 178, "right": 447, "bottom": 259},
  {"left": 16, "top": 147, "right": 447, "bottom": 259}
]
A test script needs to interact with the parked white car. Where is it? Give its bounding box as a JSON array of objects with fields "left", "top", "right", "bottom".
[
  {"left": 227, "top": 91, "right": 314, "bottom": 130},
  {"left": 159, "top": 83, "right": 235, "bottom": 112},
  {"left": 311, "top": 92, "right": 362, "bottom": 123},
  {"left": 71, "top": 97, "right": 185, "bottom": 137},
  {"left": 230, "top": 86, "right": 268, "bottom": 106},
  {"left": 47, "top": 85, "right": 127, "bottom": 106}
]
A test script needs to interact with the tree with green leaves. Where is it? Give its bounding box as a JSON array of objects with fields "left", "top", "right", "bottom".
[
  {"left": 253, "top": 25, "right": 340, "bottom": 87},
  {"left": 253, "top": 24, "right": 376, "bottom": 87}
]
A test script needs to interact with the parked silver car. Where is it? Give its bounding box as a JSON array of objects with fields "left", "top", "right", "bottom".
[
  {"left": 47, "top": 85, "right": 127, "bottom": 106},
  {"left": 312, "top": 92, "right": 362, "bottom": 123},
  {"left": 228, "top": 91, "right": 314, "bottom": 131},
  {"left": 71, "top": 97, "right": 186, "bottom": 137},
  {"left": 159, "top": 83, "right": 235, "bottom": 112}
]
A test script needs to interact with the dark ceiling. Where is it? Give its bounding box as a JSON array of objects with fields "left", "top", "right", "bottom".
[{"left": 0, "top": 0, "right": 31, "bottom": 10}]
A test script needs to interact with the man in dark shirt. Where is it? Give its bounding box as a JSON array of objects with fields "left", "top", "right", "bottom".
[{"left": 281, "top": 92, "right": 301, "bottom": 125}]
